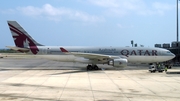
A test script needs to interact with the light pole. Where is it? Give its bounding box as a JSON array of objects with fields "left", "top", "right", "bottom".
[
  {"left": 177, "top": 0, "right": 179, "bottom": 62},
  {"left": 131, "top": 40, "right": 133, "bottom": 47},
  {"left": 177, "top": 0, "right": 179, "bottom": 42}
]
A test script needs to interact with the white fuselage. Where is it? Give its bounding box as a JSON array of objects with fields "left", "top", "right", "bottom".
[{"left": 28, "top": 46, "right": 175, "bottom": 64}]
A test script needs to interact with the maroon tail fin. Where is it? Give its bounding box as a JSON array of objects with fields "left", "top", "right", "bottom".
[{"left": 7, "top": 21, "right": 43, "bottom": 54}]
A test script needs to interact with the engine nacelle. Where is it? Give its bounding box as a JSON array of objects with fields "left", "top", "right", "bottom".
[{"left": 108, "top": 59, "right": 128, "bottom": 67}]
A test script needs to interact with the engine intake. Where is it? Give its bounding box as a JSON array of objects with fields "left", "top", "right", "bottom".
[{"left": 108, "top": 59, "right": 128, "bottom": 67}]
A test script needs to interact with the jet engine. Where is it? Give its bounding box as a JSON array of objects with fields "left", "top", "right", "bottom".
[{"left": 108, "top": 59, "right": 128, "bottom": 67}]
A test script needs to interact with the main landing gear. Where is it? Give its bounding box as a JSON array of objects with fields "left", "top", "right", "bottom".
[{"left": 87, "top": 64, "right": 100, "bottom": 71}]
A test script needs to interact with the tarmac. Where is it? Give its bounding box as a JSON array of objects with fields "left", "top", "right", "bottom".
[{"left": 0, "top": 56, "right": 180, "bottom": 101}]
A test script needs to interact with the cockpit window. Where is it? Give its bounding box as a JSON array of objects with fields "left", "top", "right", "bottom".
[{"left": 160, "top": 50, "right": 173, "bottom": 56}]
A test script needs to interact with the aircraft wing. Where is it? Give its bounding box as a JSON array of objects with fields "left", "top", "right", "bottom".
[{"left": 60, "top": 47, "right": 120, "bottom": 61}]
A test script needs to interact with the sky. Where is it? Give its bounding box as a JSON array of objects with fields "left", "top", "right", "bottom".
[{"left": 0, "top": 0, "right": 179, "bottom": 48}]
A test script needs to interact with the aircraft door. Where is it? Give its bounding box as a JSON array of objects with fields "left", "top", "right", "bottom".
[
  {"left": 42, "top": 48, "right": 47, "bottom": 54},
  {"left": 47, "top": 48, "right": 51, "bottom": 54}
]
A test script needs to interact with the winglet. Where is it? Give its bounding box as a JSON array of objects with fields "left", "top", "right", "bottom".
[{"left": 60, "top": 47, "right": 68, "bottom": 52}]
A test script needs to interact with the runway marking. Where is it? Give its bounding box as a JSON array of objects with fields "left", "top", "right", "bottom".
[
  {"left": 23, "top": 70, "right": 53, "bottom": 100},
  {"left": 103, "top": 70, "right": 130, "bottom": 101},
  {"left": 88, "top": 71, "right": 95, "bottom": 101},
  {"left": 58, "top": 72, "right": 71, "bottom": 100}
]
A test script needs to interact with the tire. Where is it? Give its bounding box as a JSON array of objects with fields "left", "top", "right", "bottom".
[
  {"left": 87, "top": 65, "right": 93, "bottom": 70},
  {"left": 94, "top": 66, "right": 99, "bottom": 70},
  {"left": 88, "top": 66, "right": 93, "bottom": 70}
]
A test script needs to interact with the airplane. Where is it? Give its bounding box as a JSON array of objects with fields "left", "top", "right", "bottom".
[{"left": 6, "top": 21, "right": 175, "bottom": 70}]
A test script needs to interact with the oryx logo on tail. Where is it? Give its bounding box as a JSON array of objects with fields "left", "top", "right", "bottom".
[{"left": 7, "top": 21, "right": 43, "bottom": 54}]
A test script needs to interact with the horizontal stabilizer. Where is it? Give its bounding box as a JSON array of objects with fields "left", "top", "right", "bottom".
[{"left": 6, "top": 46, "right": 30, "bottom": 52}]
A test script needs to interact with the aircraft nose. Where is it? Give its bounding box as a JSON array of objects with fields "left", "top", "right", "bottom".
[
  {"left": 172, "top": 53, "right": 175, "bottom": 58},
  {"left": 170, "top": 53, "right": 175, "bottom": 59}
]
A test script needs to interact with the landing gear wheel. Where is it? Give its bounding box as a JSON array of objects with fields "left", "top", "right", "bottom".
[
  {"left": 87, "top": 64, "right": 99, "bottom": 71},
  {"left": 88, "top": 66, "right": 93, "bottom": 70},
  {"left": 94, "top": 65, "right": 99, "bottom": 70},
  {"left": 87, "top": 65, "right": 93, "bottom": 71}
]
